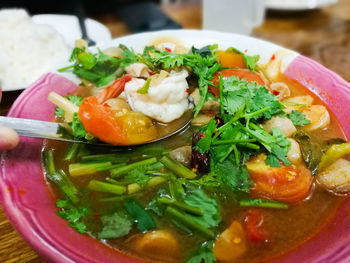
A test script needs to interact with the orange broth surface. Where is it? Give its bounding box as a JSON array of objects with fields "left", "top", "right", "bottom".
[{"left": 43, "top": 73, "right": 347, "bottom": 262}]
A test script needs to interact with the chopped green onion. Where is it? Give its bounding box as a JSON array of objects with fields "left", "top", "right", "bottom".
[
  {"left": 110, "top": 157, "right": 157, "bottom": 178},
  {"left": 69, "top": 162, "right": 112, "bottom": 176},
  {"left": 88, "top": 180, "right": 126, "bottom": 195},
  {"left": 239, "top": 198, "right": 289, "bottom": 209},
  {"left": 165, "top": 206, "right": 214, "bottom": 238},
  {"left": 64, "top": 143, "right": 81, "bottom": 161},
  {"left": 81, "top": 153, "right": 129, "bottom": 163},
  {"left": 160, "top": 156, "right": 196, "bottom": 179},
  {"left": 127, "top": 176, "right": 167, "bottom": 194},
  {"left": 99, "top": 193, "right": 140, "bottom": 202},
  {"left": 157, "top": 197, "right": 203, "bottom": 216},
  {"left": 43, "top": 150, "right": 56, "bottom": 175},
  {"left": 49, "top": 170, "right": 79, "bottom": 204}
]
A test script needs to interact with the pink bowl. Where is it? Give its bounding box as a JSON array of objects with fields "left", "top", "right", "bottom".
[{"left": 1, "top": 31, "right": 350, "bottom": 262}]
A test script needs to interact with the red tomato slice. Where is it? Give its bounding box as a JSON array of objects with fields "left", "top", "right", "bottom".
[
  {"left": 209, "top": 69, "right": 267, "bottom": 97},
  {"left": 78, "top": 96, "right": 158, "bottom": 145},
  {"left": 78, "top": 96, "right": 128, "bottom": 145},
  {"left": 246, "top": 154, "right": 313, "bottom": 203},
  {"left": 244, "top": 209, "right": 268, "bottom": 243}
]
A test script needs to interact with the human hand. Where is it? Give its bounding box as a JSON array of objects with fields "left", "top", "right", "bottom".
[{"left": 0, "top": 126, "right": 19, "bottom": 150}]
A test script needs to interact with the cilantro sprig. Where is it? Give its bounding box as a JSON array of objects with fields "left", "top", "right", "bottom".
[
  {"left": 288, "top": 110, "right": 311, "bottom": 126},
  {"left": 193, "top": 76, "right": 292, "bottom": 193}
]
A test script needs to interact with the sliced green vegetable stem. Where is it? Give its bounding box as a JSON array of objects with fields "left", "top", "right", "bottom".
[
  {"left": 128, "top": 176, "right": 167, "bottom": 194},
  {"left": 88, "top": 179, "right": 126, "bottom": 195},
  {"left": 64, "top": 143, "right": 81, "bottom": 161},
  {"left": 81, "top": 153, "right": 128, "bottom": 163},
  {"left": 157, "top": 197, "right": 203, "bottom": 216},
  {"left": 69, "top": 162, "right": 112, "bottom": 176},
  {"left": 165, "top": 206, "right": 214, "bottom": 238},
  {"left": 48, "top": 170, "right": 79, "bottom": 204},
  {"left": 99, "top": 193, "right": 140, "bottom": 202},
  {"left": 111, "top": 157, "right": 158, "bottom": 177},
  {"left": 239, "top": 198, "right": 289, "bottom": 209},
  {"left": 43, "top": 150, "right": 56, "bottom": 175},
  {"left": 237, "top": 143, "right": 260, "bottom": 150},
  {"left": 160, "top": 156, "right": 196, "bottom": 179}
]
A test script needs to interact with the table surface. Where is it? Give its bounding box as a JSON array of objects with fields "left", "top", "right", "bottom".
[{"left": 1, "top": 0, "right": 350, "bottom": 262}]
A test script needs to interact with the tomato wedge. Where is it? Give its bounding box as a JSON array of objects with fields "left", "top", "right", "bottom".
[
  {"left": 244, "top": 209, "right": 268, "bottom": 243},
  {"left": 209, "top": 69, "right": 267, "bottom": 97},
  {"left": 78, "top": 96, "right": 128, "bottom": 145},
  {"left": 78, "top": 97, "right": 158, "bottom": 145},
  {"left": 217, "top": 50, "right": 246, "bottom": 68},
  {"left": 246, "top": 154, "right": 313, "bottom": 203}
]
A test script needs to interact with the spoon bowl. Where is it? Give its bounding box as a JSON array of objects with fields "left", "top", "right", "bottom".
[{"left": 0, "top": 111, "right": 192, "bottom": 147}]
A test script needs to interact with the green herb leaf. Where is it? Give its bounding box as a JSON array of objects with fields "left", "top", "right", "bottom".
[
  {"left": 71, "top": 49, "right": 120, "bottom": 86},
  {"left": 214, "top": 158, "right": 252, "bottom": 193},
  {"left": 187, "top": 241, "right": 216, "bottom": 263},
  {"left": 226, "top": 47, "right": 260, "bottom": 71},
  {"left": 193, "top": 118, "right": 217, "bottom": 153},
  {"left": 124, "top": 162, "right": 164, "bottom": 187},
  {"left": 77, "top": 52, "right": 97, "bottom": 69},
  {"left": 55, "top": 95, "right": 83, "bottom": 119},
  {"left": 98, "top": 212, "right": 133, "bottom": 239},
  {"left": 146, "top": 189, "right": 167, "bottom": 216},
  {"left": 183, "top": 188, "right": 221, "bottom": 228},
  {"left": 69, "top": 47, "right": 85, "bottom": 62},
  {"left": 221, "top": 76, "right": 283, "bottom": 120},
  {"left": 266, "top": 127, "right": 291, "bottom": 167},
  {"left": 56, "top": 199, "right": 90, "bottom": 234},
  {"left": 55, "top": 107, "right": 65, "bottom": 118},
  {"left": 70, "top": 112, "right": 88, "bottom": 139},
  {"left": 288, "top": 110, "right": 311, "bottom": 126},
  {"left": 66, "top": 94, "right": 84, "bottom": 106},
  {"left": 119, "top": 44, "right": 138, "bottom": 69},
  {"left": 123, "top": 199, "right": 156, "bottom": 232}
]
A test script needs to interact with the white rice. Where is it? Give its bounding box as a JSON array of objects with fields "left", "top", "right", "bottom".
[{"left": 0, "top": 9, "right": 71, "bottom": 90}]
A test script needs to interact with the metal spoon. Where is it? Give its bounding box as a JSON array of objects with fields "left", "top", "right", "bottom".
[
  {"left": 76, "top": 1, "right": 96, "bottom": 46},
  {"left": 0, "top": 112, "right": 192, "bottom": 147}
]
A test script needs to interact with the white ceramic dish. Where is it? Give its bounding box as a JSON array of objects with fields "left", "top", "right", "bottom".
[
  {"left": 1, "top": 14, "right": 111, "bottom": 92},
  {"left": 32, "top": 14, "right": 112, "bottom": 47},
  {"left": 266, "top": 0, "right": 338, "bottom": 10}
]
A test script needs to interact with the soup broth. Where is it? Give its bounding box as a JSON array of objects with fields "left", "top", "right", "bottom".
[{"left": 43, "top": 73, "right": 347, "bottom": 262}]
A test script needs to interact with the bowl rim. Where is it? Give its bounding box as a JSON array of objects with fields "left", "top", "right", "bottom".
[{"left": 1, "top": 29, "right": 350, "bottom": 263}]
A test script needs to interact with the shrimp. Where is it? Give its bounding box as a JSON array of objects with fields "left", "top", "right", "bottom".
[
  {"left": 262, "top": 116, "right": 297, "bottom": 137},
  {"left": 270, "top": 82, "right": 290, "bottom": 100},
  {"left": 301, "top": 105, "right": 330, "bottom": 132},
  {"left": 96, "top": 75, "right": 132, "bottom": 104},
  {"left": 317, "top": 158, "right": 350, "bottom": 194}
]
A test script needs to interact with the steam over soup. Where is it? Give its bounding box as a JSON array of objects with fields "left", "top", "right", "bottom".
[{"left": 43, "top": 40, "right": 349, "bottom": 262}]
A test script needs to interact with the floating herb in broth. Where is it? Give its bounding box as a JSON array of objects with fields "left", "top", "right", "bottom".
[{"left": 43, "top": 41, "right": 349, "bottom": 262}]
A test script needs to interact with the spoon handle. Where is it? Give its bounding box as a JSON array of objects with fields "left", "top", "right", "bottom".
[{"left": 0, "top": 116, "right": 77, "bottom": 143}]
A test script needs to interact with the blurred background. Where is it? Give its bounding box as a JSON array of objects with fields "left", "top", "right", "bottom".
[
  {"left": 1, "top": 0, "right": 349, "bottom": 81},
  {"left": 0, "top": 0, "right": 350, "bottom": 261}
]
